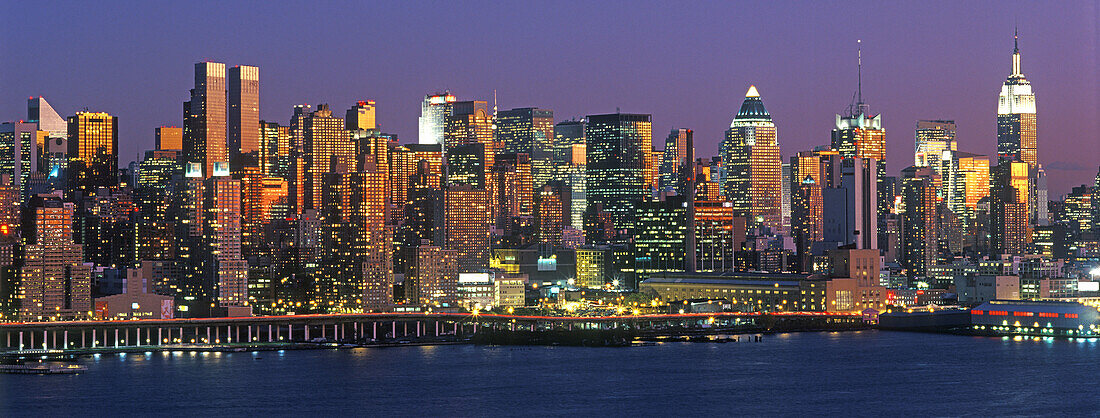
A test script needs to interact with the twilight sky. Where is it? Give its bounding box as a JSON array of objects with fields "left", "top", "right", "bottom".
[{"left": 2, "top": 0, "right": 1097, "bottom": 195}]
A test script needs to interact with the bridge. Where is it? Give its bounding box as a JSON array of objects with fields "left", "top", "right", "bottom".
[{"left": 0, "top": 312, "right": 863, "bottom": 352}]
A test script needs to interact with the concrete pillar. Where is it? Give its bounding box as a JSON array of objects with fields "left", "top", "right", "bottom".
[
  {"left": 269, "top": 325, "right": 273, "bottom": 342},
  {"left": 91, "top": 329, "right": 96, "bottom": 347},
  {"left": 373, "top": 322, "right": 377, "bottom": 340},
  {"left": 236, "top": 326, "right": 240, "bottom": 343},
  {"left": 207, "top": 327, "right": 211, "bottom": 344},
  {"left": 392, "top": 321, "right": 396, "bottom": 339},
  {"left": 435, "top": 321, "right": 439, "bottom": 336},
  {"left": 403, "top": 322, "right": 407, "bottom": 337},
  {"left": 417, "top": 321, "right": 421, "bottom": 338},
  {"left": 63, "top": 330, "right": 68, "bottom": 350},
  {"left": 305, "top": 325, "right": 310, "bottom": 341},
  {"left": 354, "top": 322, "right": 359, "bottom": 340},
  {"left": 216, "top": 326, "right": 220, "bottom": 343},
  {"left": 322, "top": 324, "right": 326, "bottom": 339},
  {"left": 18, "top": 331, "right": 23, "bottom": 350},
  {"left": 454, "top": 323, "right": 458, "bottom": 335}
]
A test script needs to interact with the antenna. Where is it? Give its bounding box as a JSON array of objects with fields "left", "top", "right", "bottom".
[{"left": 857, "top": 39, "right": 862, "bottom": 106}]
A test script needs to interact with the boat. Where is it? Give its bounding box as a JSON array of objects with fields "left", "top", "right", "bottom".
[{"left": 0, "top": 364, "right": 87, "bottom": 374}]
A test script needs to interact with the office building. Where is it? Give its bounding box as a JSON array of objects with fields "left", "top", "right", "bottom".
[
  {"left": 990, "top": 161, "right": 1031, "bottom": 255},
  {"left": 418, "top": 93, "right": 456, "bottom": 145},
  {"left": 721, "top": 86, "right": 781, "bottom": 230},
  {"left": 228, "top": 65, "right": 260, "bottom": 162},
  {"left": 900, "top": 166, "right": 939, "bottom": 279},
  {"left": 156, "top": 126, "right": 183, "bottom": 150},
  {"left": 496, "top": 107, "right": 555, "bottom": 188},
  {"left": 20, "top": 193, "right": 92, "bottom": 321},
  {"left": 303, "top": 104, "right": 354, "bottom": 211},
  {"left": 659, "top": 128, "right": 694, "bottom": 196},
  {"left": 445, "top": 186, "right": 490, "bottom": 273},
  {"left": 584, "top": 112, "right": 652, "bottom": 242},
  {"left": 67, "top": 112, "right": 118, "bottom": 193},
  {"left": 184, "top": 62, "right": 228, "bottom": 178},
  {"left": 346, "top": 100, "right": 377, "bottom": 131},
  {"left": 997, "top": 31, "right": 1037, "bottom": 168}
]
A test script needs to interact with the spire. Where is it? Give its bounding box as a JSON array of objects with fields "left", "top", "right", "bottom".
[
  {"left": 857, "top": 39, "right": 863, "bottom": 107},
  {"left": 1011, "top": 28, "right": 1022, "bottom": 76},
  {"left": 745, "top": 85, "right": 759, "bottom": 98}
]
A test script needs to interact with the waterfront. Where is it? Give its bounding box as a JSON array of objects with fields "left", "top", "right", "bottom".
[{"left": 4, "top": 331, "right": 1099, "bottom": 416}]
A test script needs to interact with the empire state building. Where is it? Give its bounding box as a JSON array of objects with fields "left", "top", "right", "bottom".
[{"left": 997, "top": 30, "right": 1037, "bottom": 167}]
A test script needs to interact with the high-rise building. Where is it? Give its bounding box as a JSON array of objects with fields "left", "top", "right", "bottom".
[
  {"left": 28, "top": 97, "right": 67, "bottom": 175},
  {"left": 584, "top": 112, "right": 652, "bottom": 242},
  {"left": 490, "top": 153, "right": 534, "bottom": 234},
  {"left": 203, "top": 164, "right": 248, "bottom": 311},
  {"left": 832, "top": 44, "right": 888, "bottom": 217},
  {"left": 184, "top": 62, "right": 228, "bottom": 178},
  {"left": 822, "top": 157, "right": 879, "bottom": 250},
  {"left": 721, "top": 86, "right": 781, "bottom": 230},
  {"left": 418, "top": 93, "right": 456, "bottom": 145},
  {"left": 445, "top": 143, "right": 485, "bottom": 188},
  {"left": 900, "top": 166, "right": 939, "bottom": 280},
  {"left": 0, "top": 121, "right": 38, "bottom": 197},
  {"left": 997, "top": 30, "right": 1037, "bottom": 168},
  {"left": 228, "top": 65, "right": 260, "bottom": 163},
  {"left": 496, "top": 107, "right": 555, "bottom": 188},
  {"left": 445, "top": 186, "right": 490, "bottom": 273},
  {"left": 27, "top": 97, "right": 67, "bottom": 137},
  {"left": 67, "top": 112, "right": 118, "bottom": 194},
  {"left": 259, "top": 121, "right": 291, "bottom": 178},
  {"left": 990, "top": 161, "right": 1031, "bottom": 255},
  {"left": 633, "top": 196, "right": 687, "bottom": 284},
  {"left": 659, "top": 128, "right": 694, "bottom": 196},
  {"left": 20, "top": 193, "right": 92, "bottom": 321},
  {"left": 914, "top": 120, "right": 957, "bottom": 169},
  {"left": 535, "top": 183, "right": 564, "bottom": 248},
  {"left": 693, "top": 200, "right": 743, "bottom": 273},
  {"left": 445, "top": 100, "right": 494, "bottom": 189},
  {"left": 303, "top": 104, "right": 354, "bottom": 211},
  {"left": 156, "top": 126, "right": 183, "bottom": 150},
  {"left": 405, "top": 244, "right": 458, "bottom": 306},
  {"left": 346, "top": 100, "right": 377, "bottom": 131}
]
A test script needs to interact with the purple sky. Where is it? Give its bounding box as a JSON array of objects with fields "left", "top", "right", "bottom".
[{"left": 2, "top": 1, "right": 1097, "bottom": 195}]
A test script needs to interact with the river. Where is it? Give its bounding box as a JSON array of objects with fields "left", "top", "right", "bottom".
[{"left": 3, "top": 330, "right": 1098, "bottom": 416}]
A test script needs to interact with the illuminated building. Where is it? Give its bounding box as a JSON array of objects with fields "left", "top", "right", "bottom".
[
  {"left": 0, "top": 121, "right": 38, "bottom": 198},
  {"left": 405, "top": 244, "right": 458, "bottom": 306},
  {"left": 346, "top": 100, "right": 377, "bottom": 131},
  {"left": 552, "top": 143, "right": 586, "bottom": 231},
  {"left": 20, "top": 193, "right": 92, "bottom": 321},
  {"left": 303, "top": 104, "right": 354, "bottom": 211},
  {"left": 990, "top": 161, "right": 1031, "bottom": 255},
  {"left": 238, "top": 167, "right": 289, "bottom": 259},
  {"left": 228, "top": 65, "right": 260, "bottom": 162},
  {"left": 418, "top": 92, "right": 456, "bottom": 145},
  {"left": 396, "top": 160, "right": 444, "bottom": 273},
  {"left": 445, "top": 101, "right": 494, "bottom": 189},
  {"left": 66, "top": 112, "right": 118, "bottom": 193},
  {"left": 790, "top": 150, "right": 836, "bottom": 268},
  {"left": 389, "top": 143, "right": 442, "bottom": 224},
  {"left": 901, "top": 166, "right": 939, "bottom": 279},
  {"left": 79, "top": 187, "right": 137, "bottom": 269},
  {"left": 445, "top": 143, "right": 485, "bottom": 188},
  {"left": 721, "top": 86, "right": 781, "bottom": 230},
  {"left": 997, "top": 30, "right": 1037, "bottom": 168},
  {"left": 184, "top": 62, "right": 228, "bottom": 179},
  {"left": 640, "top": 272, "right": 806, "bottom": 313},
  {"left": 137, "top": 149, "right": 181, "bottom": 189},
  {"left": 445, "top": 185, "right": 490, "bottom": 273},
  {"left": 496, "top": 107, "right": 555, "bottom": 188},
  {"left": 832, "top": 44, "right": 888, "bottom": 217},
  {"left": 155, "top": 126, "right": 183, "bottom": 150},
  {"left": 535, "top": 183, "right": 564, "bottom": 247},
  {"left": 575, "top": 247, "right": 605, "bottom": 288},
  {"left": 914, "top": 120, "right": 956, "bottom": 169},
  {"left": 491, "top": 153, "right": 534, "bottom": 235},
  {"left": 693, "top": 200, "right": 743, "bottom": 272},
  {"left": 260, "top": 121, "right": 291, "bottom": 178},
  {"left": 659, "top": 128, "right": 694, "bottom": 196},
  {"left": 584, "top": 112, "right": 652, "bottom": 242},
  {"left": 1063, "top": 185, "right": 1093, "bottom": 234},
  {"left": 633, "top": 196, "right": 687, "bottom": 283},
  {"left": 204, "top": 164, "right": 248, "bottom": 312}
]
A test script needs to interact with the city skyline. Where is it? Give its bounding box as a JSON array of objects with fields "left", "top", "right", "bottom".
[{"left": 2, "top": 1, "right": 1097, "bottom": 196}]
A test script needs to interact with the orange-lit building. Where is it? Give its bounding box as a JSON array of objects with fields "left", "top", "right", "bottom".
[{"left": 721, "top": 86, "right": 781, "bottom": 230}]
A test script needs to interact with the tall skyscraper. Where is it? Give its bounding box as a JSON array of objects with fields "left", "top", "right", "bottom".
[
  {"left": 0, "top": 121, "right": 38, "bottom": 197},
  {"left": 444, "top": 185, "right": 490, "bottom": 273},
  {"left": 346, "top": 100, "right": 377, "bottom": 131},
  {"left": 303, "top": 104, "right": 354, "bottom": 211},
  {"left": 203, "top": 163, "right": 248, "bottom": 311},
  {"left": 997, "top": 30, "right": 1037, "bottom": 168},
  {"left": 633, "top": 196, "right": 688, "bottom": 284},
  {"left": 27, "top": 97, "right": 67, "bottom": 137},
  {"left": 444, "top": 100, "right": 494, "bottom": 189},
  {"left": 228, "top": 65, "right": 260, "bottom": 163},
  {"left": 20, "top": 193, "right": 91, "bottom": 321},
  {"left": 28, "top": 97, "right": 68, "bottom": 179},
  {"left": 584, "top": 112, "right": 652, "bottom": 243},
  {"left": 184, "top": 62, "right": 228, "bottom": 178},
  {"left": 496, "top": 107, "right": 555, "bottom": 188},
  {"left": 832, "top": 43, "right": 888, "bottom": 217},
  {"left": 990, "top": 161, "right": 1031, "bottom": 255},
  {"left": 721, "top": 86, "right": 781, "bottom": 230},
  {"left": 418, "top": 93, "right": 456, "bottom": 145},
  {"left": 67, "top": 111, "right": 118, "bottom": 193},
  {"left": 900, "top": 166, "right": 938, "bottom": 280}
]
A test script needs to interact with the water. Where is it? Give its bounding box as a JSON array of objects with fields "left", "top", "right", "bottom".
[{"left": 3, "top": 330, "right": 1099, "bottom": 416}]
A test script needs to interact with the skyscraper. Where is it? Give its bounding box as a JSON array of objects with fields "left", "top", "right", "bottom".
[
  {"left": 228, "top": 65, "right": 260, "bottom": 164},
  {"left": 0, "top": 121, "right": 38, "bottom": 197},
  {"left": 67, "top": 112, "right": 119, "bottom": 193},
  {"left": 444, "top": 100, "right": 494, "bottom": 188},
  {"left": 584, "top": 112, "right": 652, "bottom": 243},
  {"left": 997, "top": 30, "right": 1037, "bottom": 168},
  {"left": 496, "top": 107, "right": 555, "bottom": 188},
  {"left": 20, "top": 193, "right": 91, "bottom": 321},
  {"left": 444, "top": 185, "right": 490, "bottom": 273},
  {"left": 203, "top": 163, "right": 248, "bottom": 311},
  {"left": 900, "top": 166, "right": 938, "bottom": 280},
  {"left": 303, "top": 104, "right": 353, "bottom": 211},
  {"left": 418, "top": 93, "right": 456, "bottom": 145},
  {"left": 184, "top": 62, "right": 228, "bottom": 178},
  {"left": 914, "top": 119, "right": 957, "bottom": 169},
  {"left": 721, "top": 86, "right": 781, "bottom": 230},
  {"left": 990, "top": 161, "right": 1031, "bottom": 255},
  {"left": 832, "top": 43, "right": 888, "bottom": 217}
]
